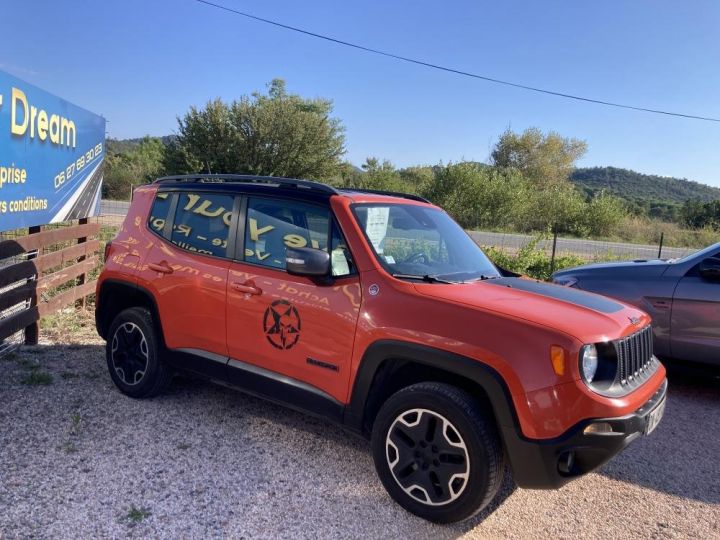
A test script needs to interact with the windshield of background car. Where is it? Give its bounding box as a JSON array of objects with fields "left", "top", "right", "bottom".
[
  {"left": 671, "top": 241, "right": 720, "bottom": 264},
  {"left": 352, "top": 203, "right": 500, "bottom": 282}
]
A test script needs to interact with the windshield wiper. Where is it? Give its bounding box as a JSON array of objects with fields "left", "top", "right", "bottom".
[
  {"left": 464, "top": 274, "right": 502, "bottom": 283},
  {"left": 391, "top": 273, "right": 458, "bottom": 284}
]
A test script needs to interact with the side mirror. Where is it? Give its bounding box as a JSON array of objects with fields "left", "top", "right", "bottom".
[
  {"left": 286, "top": 247, "right": 330, "bottom": 277},
  {"left": 698, "top": 257, "right": 720, "bottom": 281}
]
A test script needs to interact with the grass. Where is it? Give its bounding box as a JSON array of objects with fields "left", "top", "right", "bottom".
[
  {"left": 40, "top": 307, "right": 97, "bottom": 344},
  {"left": 19, "top": 358, "right": 39, "bottom": 370},
  {"left": 15, "top": 353, "right": 54, "bottom": 385},
  {"left": 62, "top": 441, "right": 78, "bottom": 454},
  {"left": 59, "top": 412, "right": 84, "bottom": 454},
  {"left": 125, "top": 506, "right": 151, "bottom": 524},
  {"left": 21, "top": 371, "right": 53, "bottom": 386}
]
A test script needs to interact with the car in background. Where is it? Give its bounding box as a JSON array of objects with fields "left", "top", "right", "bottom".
[{"left": 552, "top": 241, "right": 720, "bottom": 367}]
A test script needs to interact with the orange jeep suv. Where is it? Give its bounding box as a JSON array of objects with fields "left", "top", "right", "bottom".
[{"left": 96, "top": 175, "right": 667, "bottom": 523}]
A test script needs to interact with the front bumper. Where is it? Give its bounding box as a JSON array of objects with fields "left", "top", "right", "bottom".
[{"left": 503, "top": 378, "right": 668, "bottom": 489}]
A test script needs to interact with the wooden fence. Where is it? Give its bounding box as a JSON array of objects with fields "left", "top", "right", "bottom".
[{"left": 0, "top": 219, "right": 100, "bottom": 347}]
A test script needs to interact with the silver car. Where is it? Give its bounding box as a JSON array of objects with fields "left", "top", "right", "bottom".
[{"left": 552, "top": 241, "right": 720, "bottom": 367}]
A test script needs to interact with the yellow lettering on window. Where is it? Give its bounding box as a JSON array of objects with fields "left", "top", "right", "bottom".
[
  {"left": 284, "top": 234, "right": 307, "bottom": 248},
  {"left": 183, "top": 193, "right": 200, "bottom": 211},
  {"left": 193, "top": 199, "right": 226, "bottom": 218},
  {"left": 249, "top": 218, "right": 274, "bottom": 241}
]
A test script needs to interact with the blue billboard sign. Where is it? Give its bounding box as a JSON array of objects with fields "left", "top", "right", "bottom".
[{"left": 0, "top": 70, "right": 106, "bottom": 232}]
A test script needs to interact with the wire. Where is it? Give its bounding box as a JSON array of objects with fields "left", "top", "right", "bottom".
[{"left": 193, "top": 0, "right": 720, "bottom": 123}]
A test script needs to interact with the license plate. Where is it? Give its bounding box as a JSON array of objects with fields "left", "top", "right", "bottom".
[{"left": 645, "top": 397, "right": 666, "bottom": 435}]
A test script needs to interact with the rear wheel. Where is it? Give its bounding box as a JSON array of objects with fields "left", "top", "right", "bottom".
[
  {"left": 371, "top": 382, "right": 504, "bottom": 523},
  {"left": 106, "top": 307, "right": 170, "bottom": 398}
]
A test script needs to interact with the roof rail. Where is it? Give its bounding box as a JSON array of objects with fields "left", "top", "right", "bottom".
[
  {"left": 154, "top": 174, "right": 339, "bottom": 195},
  {"left": 340, "top": 188, "right": 430, "bottom": 203}
]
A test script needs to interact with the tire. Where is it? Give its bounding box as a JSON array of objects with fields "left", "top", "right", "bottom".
[
  {"left": 371, "top": 382, "right": 504, "bottom": 523},
  {"left": 105, "top": 307, "right": 171, "bottom": 399}
]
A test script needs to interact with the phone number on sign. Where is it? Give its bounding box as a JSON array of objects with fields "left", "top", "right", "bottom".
[{"left": 54, "top": 142, "right": 104, "bottom": 189}]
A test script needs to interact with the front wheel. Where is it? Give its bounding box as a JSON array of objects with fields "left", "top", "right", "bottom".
[
  {"left": 371, "top": 382, "right": 504, "bottom": 523},
  {"left": 106, "top": 307, "right": 170, "bottom": 398}
]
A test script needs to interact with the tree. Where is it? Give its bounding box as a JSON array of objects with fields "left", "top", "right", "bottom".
[
  {"left": 333, "top": 158, "right": 421, "bottom": 194},
  {"left": 103, "top": 137, "right": 165, "bottom": 200},
  {"left": 420, "top": 162, "right": 529, "bottom": 229},
  {"left": 681, "top": 200, "right": 720, "bottom": 230},
  {"left": 491, "top": 127, "right": 587, "bottom": 185},
  {"left": 164, "top": 79, "right": 346, "bottom": 180},
  {"left": 583, "top": 191, "right": 626, "bottom": 237}
]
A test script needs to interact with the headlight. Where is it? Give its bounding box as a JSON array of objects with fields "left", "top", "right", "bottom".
[
  {"left": 579, "top": 342, "right": 621, "bottom": 395},
  {"left": 580, "top": 344, "right": 598, "bottom": 382}
]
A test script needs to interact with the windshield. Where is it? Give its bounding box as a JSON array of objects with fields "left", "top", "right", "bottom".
[
  {"left": 352, "top": 203, "right": 500, "bottom": 282},
  {"left": 670, "top": 241, "right": 720, "bottom": 264}
]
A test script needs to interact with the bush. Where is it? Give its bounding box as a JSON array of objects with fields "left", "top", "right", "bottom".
[
  {"left": 583, "top": 192, "right": 626, "bottom": 237},
  {"left": 421, "top": 162, "right": 530, "bottom": 230},
  {"left": 483, "top": 237, "right": 585, "bottom": 281},
  {"left": 614, "top": 215, "right": 717, "bottom": 248},
  {"left": 103, "top": 137, "right": 165, "bottom": 200}
]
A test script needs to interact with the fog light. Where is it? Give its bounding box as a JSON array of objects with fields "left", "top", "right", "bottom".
[
  {"left": 558, "top": 450, "right": 575, "bottom": 475},
  {"left": 583, "top": 422, "right": 614, "bottom": 434}
]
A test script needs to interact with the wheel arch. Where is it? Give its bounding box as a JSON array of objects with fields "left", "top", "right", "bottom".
[
  {"left": 96, "top": 279, "right": 164, "bottom": 346},
  {"left": 344, "top": 340, "right": 520, "bottom": 439}
]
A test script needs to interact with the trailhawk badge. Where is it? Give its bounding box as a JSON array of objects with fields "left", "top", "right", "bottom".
[{"left": 263, "top": 299, "right": 301, "bottom": 350}]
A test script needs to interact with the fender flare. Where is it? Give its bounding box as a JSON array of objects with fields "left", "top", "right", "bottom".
[
  {"left": 343, "top": 339, "right": 520, "bottom": 434},
  {"left": 343, "top": 339, "right": 579, "bottom": 489},
  {"left": 95, "top": 279, "right": 164, "bottom": 343}
]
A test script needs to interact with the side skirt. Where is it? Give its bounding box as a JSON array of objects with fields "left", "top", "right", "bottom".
[{"left": 167, "top": 347, "right": 345, "bottom": 425}]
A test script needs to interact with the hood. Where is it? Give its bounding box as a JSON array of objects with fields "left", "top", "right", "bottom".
[
  {"left": 413, "top": 277, "right": 649, "bottom": 343},
  {"left": 552, "top": 259, "right": 669, "bottom": 278}
]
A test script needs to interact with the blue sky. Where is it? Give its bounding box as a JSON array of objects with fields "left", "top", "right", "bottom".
[{"left": 4, "top": 0, "right": 720, "bottom": 185}]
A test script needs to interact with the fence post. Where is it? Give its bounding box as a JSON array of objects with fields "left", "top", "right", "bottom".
[
  {"left": 76, "top": 218, "right": 89, "bottom": 309},
  {"left": 657, "top": 232, "right": 664, "bottom": 259},
  {"left": 24, "top": 225, "right": 42, "bottom": 345},
  {"left": 550, "top": 230, "right": 558, "bottom": 273}
]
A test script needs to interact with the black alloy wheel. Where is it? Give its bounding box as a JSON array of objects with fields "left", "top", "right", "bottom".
[
  {"left": 111, "top": 322, "right": 149, "bottom": 385},
  {"left": 385, "top": 408, "right": 470, "bottom": 505},
  {"left": 105, "top": 307, "right": 171, "bottom": 399}
]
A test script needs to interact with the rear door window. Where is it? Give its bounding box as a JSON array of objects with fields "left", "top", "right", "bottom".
[
  {"left": 148, "top": 192, "right": 172, "bottom": 236},
  {"left": 169, "top": 192, "right": 235, "bottom": 258}
]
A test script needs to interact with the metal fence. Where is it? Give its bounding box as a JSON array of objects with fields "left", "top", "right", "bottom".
[
  {"left": 100, "top": 199, "right": 130, "bottom": 216},
  {"left": 95, "top": 199, "right": 129, "bottom": 227},
  {"left": 466, "top": 231, "right": 695, "bottom": 261}
]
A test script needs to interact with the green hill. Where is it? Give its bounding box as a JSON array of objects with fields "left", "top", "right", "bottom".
[{"left": 570, "top": 166, "right": 720, "bottom": 220}]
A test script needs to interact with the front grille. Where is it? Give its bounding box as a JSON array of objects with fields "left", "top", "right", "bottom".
[{"left": 614, "top": 325, "right": 656, "bottom": 388}]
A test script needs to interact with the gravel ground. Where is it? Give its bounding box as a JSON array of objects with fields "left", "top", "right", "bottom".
[{"left": 1, "top": 310, "right": 718, "bottom": 539}]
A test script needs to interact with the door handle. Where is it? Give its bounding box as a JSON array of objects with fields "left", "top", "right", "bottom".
[
  {"left": 148, "top": 261, "right": 174, "bottom": 274},
  {"left": 231, "top": 281, "right": 262, "bottom": 295},
  {"left": 651, "top": 299, "right": 670, "bottom": 310}
]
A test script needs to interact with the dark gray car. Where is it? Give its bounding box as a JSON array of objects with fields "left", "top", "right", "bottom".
[{"left": 552, "top": 241, "right": 720, "bottom": 366}]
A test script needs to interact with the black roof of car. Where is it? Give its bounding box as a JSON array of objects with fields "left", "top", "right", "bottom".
[{"left": 154, "top": 174, "right": 429, "bottom": 203}]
